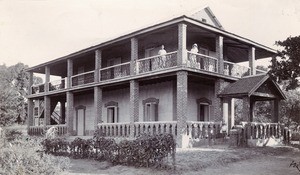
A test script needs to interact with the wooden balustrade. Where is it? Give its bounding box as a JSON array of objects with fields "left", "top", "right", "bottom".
[
  {"left": 136, "top": 51, "right": 177, "bottom": 74},
  {"left": 224, "top": 61, "right": 251, "bottom": 78},
  {"left": 100, "top": 62, "right": 130, "bottom": 81},
  {"left": 49, "top": 78, "right": 67, "bottom": 91},
  {"left": 28, "top": 125, "right": 67, "bottom": 136},
  {"left": 187, "top": 52, "right": 218, "bottom": 73},
  {"left": 31, "top": 83, "right": 45, "bottom": 94},
  {"left": 71, "top": 71, "right": 95, "bottom": 87}
]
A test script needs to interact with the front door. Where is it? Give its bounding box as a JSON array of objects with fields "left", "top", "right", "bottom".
[
  {"left": 198, "top": 103, "right": 210, "bottom": 121},
  {"left": 76, "top": 108, "right": 85, "bottom": 136}
]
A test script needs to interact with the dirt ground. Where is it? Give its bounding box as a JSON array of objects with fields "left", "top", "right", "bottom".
[
  {"left": 66, "top": 146, "right": 300, "bottom": 175},
  {"left": 203, "top": 150, "right": 300, "bottom": 175}
]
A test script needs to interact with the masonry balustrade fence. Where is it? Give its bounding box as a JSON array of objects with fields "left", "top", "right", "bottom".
[{"left": 232, "top": 122, "right": 291, "bottom": 147}]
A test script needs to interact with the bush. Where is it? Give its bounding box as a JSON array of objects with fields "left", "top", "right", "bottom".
[
  {"left": 0, "top": 130, "right": 70, "bottom": 175},
  {"left": 42, "top": 133, "right": 176, "bottom": 168}
]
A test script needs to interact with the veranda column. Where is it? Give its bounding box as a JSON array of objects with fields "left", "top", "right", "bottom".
[
  {"left": 249, "top": 47, "right": 256, "bottom": 75},
  {"left": 178, "top": 23, "right": 187, "bottom": 67},
  {"left": 94, "top": 86, "right": 103, "bottom": 131},
  {"left": 273, "top": 99, "right": 279, "bottom": 123},
  {"left": 95, "top": 49, "right": 102, "bottom": 82},
  {"left": 242, "top": 97, "right": 251, "bottom": 122},
  {"left": 27, "top": 98, "right": 34, "bottom": 129},
  {"left": 131, "top": 38, "right": 138, "bottom": 75},
  {"left": 44, "top": 96, "right": 51, "bottom": 126},
  {"left": 44, "top": 66, "right": 51, "bottom": 126},
  {"left": 29, "top": 71, "right": 33, "bottom": 95},
  {"left": 129, "top": 80, "right": 139, "bottom": 138},
  {"left": 66, "top": 92, "right": 74, "bottom": 135},
  {"left": 45, "top": 66, "right": 50, "bottom": 92},
  {"left": 176, "top": 71, "right": 188, "bottom": 148},
  {"left": 60, "top": 101, "right": 66, "bottom": 124},
  {"left": 216, "top": 35, "right": 224, "bottom": 74},
  {"left": 213, "top": 80, "right": 229, "bottom": 121},
  {"left": 67, "top": 59, "right": 73, "bottom": 88}
]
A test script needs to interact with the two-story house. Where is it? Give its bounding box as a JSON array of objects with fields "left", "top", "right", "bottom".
[{"left": 26, "top": 7, "right": 286, "bottom": 148}]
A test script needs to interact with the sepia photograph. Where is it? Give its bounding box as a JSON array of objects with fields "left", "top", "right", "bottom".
[{"left": 0, "top": 0, "right": 300, "bottom": 174}]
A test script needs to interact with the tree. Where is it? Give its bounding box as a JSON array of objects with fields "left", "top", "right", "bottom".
[
  {"left": 269, "top": 35, "right": 300, "bottom": 90},
  {"left": 0, "top": 63, "right": 42, "bottom": 126},
  {"left": 280, "top": 89, "right": 300, "bottom": 130}
]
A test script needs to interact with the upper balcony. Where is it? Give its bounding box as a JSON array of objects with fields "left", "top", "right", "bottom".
[{"left": 27, "top": 19, "right": 274, "bottom": 96}]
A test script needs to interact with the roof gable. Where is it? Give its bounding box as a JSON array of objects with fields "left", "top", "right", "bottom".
[
  {"left": 188, "top": 7, "right": 224, "bottom": 30},
  {"left": 219, "top": 74, "right": 286, "bottom": 100}
]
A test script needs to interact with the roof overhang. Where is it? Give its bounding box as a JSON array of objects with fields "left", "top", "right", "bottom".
[{"left": 26, "top": 15, "right": 277, "bottom": 73}]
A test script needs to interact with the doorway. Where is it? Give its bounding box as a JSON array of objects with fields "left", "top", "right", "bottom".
[{"left": 76, "top": 106, "right": 86, "bottom": 136}]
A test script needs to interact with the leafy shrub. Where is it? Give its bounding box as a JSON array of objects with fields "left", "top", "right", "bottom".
[
  {"left": 42, "top": 133, "right": 176, "bottom": 168},
  {"left": 0, "top": 130, "right": 70, "bottom": 175},
  {"left": 4, "top": 129, "right": 22, "bottom": 142}
]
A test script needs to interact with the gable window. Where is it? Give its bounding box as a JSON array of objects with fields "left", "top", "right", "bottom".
[
  {"left": 197, "top": 98, "right": 212, "bottom": 121},
  {"left": 105, "top": 101, "right": 118, "bottom": 123},
  {"left": 143, "top": 98, "right": 159, "bottom": 121}
]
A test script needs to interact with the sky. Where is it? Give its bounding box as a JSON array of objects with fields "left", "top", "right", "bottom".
[{"left": 0, "top": 0, "right": 300, "bottom": 67}]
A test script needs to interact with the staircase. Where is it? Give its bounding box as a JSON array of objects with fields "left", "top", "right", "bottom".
[{"left": 38, "top": 99, "right": 62, "bottom": 125}]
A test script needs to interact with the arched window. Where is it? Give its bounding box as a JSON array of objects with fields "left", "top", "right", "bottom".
[
  {"left": 196, "top": 98, "right": 212, "bottom": 121},
  {"left": 142, "top": 98, "right": 159, "bottom": 121},
  {"left": 105, "top": 101, "right": 118, "bottom": 123}
]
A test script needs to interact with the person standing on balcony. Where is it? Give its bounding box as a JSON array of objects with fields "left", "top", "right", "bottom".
[
  {"left": 189, "top": 43, "right": 200, "bottom": 69},
  {"left": 158, "top": 45, "right": 167, "bottom": 68}
]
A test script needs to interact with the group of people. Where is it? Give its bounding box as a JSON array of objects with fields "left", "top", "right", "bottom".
[{"left": 155, "top": 43, "right": 200, "bottom": 69}]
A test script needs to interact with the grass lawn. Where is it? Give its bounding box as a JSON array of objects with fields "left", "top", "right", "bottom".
[{"left": 66, "top": 146, "right": 295, "bottom": 175}]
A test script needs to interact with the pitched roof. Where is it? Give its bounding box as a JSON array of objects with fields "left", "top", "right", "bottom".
[
  {"left": 26, "top": 6, "right": 276, "bottom": 72},
  {"left": 219, "top": 74, "right": 286, "bottom": 99}
]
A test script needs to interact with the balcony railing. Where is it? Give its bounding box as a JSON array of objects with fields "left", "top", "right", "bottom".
[
  {"left": 100, "top": 62, "right": 130, "bottom": 81},
  {"left": 71, "top": 71, "right": 95, "bottom": 87},
  {"left": 31, "top": 83, "right": 45, "bottom": 94},
  {"left": 49, "top": 78, "right": 67, "bottom": 91},
  {"left": 187, "top": 52, "right": 218, "bottom": 73},
  {"left": 136, "top": 51, "right": 177, "bottom": 74},
  {"left": 224, "top": 61, "right": 251, "bottom": 78},
  {"left": 29, "top": 50, "right": 266, "bottom": 95}
]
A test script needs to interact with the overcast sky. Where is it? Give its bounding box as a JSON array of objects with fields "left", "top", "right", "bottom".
[{"left": 0, "top": 0, "right": 300, "bottom": 67}]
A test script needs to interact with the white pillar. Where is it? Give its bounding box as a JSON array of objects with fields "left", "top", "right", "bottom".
[
  {"left": 230, "top": 98, "right": 235, "bottom": 128},
  {"left": 222, "top": 98, "right": 229, "bottom": 133}
]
